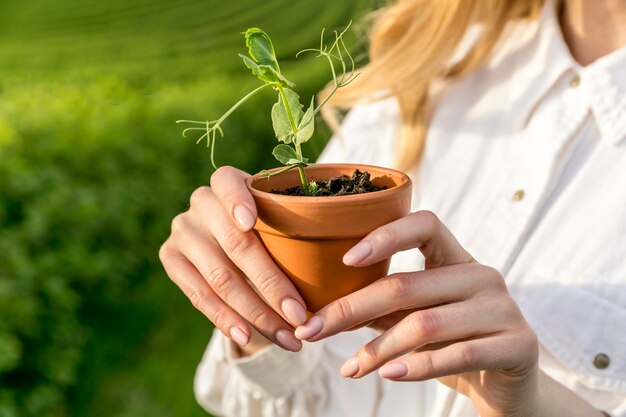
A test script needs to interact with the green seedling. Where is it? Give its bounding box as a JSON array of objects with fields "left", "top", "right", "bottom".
[{"left": 177, "top": 23, "right": 358, "bottom": 196}]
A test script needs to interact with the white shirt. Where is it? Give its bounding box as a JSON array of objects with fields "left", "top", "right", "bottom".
[{"left": 194, "top": 2, "right": 626, "bottom": 416}]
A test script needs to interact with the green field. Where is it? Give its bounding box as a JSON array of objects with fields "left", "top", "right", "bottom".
[{"left": 0, "top": 1, "right": 372, "bottom": 416}]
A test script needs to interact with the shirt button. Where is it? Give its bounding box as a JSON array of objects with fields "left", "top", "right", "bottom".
[
  {"left": 593, "top": 353, "right": 610, "bottom": 369},
  {"left": 512, "top": 189, "right": 525, "bottom": 202},
  {"left": 569, "top": 75, "right": 581, "bottom": 88}
]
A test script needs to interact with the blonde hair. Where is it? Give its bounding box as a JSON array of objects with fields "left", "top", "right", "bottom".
[{"left": 322, "top": 0, "right": 544, "bottom": 171}]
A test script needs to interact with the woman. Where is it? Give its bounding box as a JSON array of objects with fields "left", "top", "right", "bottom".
[{"left": 159, "top": 0, "right": 626, "bottom": 415}]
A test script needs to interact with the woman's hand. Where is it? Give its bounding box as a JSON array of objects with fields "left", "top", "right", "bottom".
[
  {"left": 159, "top": 166, "right": 308, "bottom": 353},
  {"left": 294, "top": 210, "right": 541, "bottom": 417}
]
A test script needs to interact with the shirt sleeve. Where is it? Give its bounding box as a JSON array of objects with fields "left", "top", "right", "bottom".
[{"left": 194, "top": 329, "right": 382, "bottom": 417}]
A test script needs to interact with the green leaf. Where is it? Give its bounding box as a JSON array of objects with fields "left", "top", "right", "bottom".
[
  {"left": 272, "top": 144, "right": 303, "bottom": 165},
  {"left": 239, "top": 54, "right": 277, "bottom": 84},
  {"left": 239, "top": 55, "right": 295, "bottom": 87},
  {"left": 265, "top": 66, "right": 295, "bottom": 87},
  {"left": 243, "top": 28, "right": 279, "bottom": 70},
  {"left": 240, "top": 29, "right": 295, "bottom": 87},
  {"left": 294, "top": 97, "right": 315, "bottom": 145},
  {"left": 239, "top": 54, "right": 262, "bottom": 74},
  {"left": 271, "top": 88, "right": 303, "bottom": 144}
]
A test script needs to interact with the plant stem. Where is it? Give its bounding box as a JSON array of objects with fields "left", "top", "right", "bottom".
[
  {"left": 215, "top": 83, "right": 273, "bottom": 128},
  {"left": 313, "top": 55, "right": 339, "bottom": 115},
  {"left": 276, "top": 84, "right": 299, "bottom": 133},
  {"left": 296, "top": 165, "right": 310, "bottom": 195},
  {"left": 314, "top": 83, "right": 339, "bottom": 115},
  {"left": 260, "top": 164, "right": 298, "bottom": 178},
  {"left": 178, "top": 84, "right": 272, "bottom": 169},
  {"left": 293, "top": 143, "right": 312, "bottom": 195},
  {"left": 295, "top": 143, "right": 304, "bottom": 159},
  {"left": 277, "top": 84, "right": 312, "bottom": 194}
]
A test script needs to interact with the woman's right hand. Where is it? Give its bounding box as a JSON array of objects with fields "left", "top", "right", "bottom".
[{"left": 159, "top": 166, "right": 308, "bottom": 353}]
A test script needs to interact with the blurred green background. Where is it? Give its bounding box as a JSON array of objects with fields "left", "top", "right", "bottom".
[{"left": 0, "top": 1, "right": 374, "bottom": 416}]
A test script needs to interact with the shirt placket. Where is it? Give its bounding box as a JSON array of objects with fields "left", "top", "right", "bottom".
[{"left": 471, "top": 75, "right": 591, "bottom": 274}]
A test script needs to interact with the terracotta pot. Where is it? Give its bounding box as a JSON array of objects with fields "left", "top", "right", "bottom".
[{"left": 246, "top": 163, "right": 412, "bottom": 312}]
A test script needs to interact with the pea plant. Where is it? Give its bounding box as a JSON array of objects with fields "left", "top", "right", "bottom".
[{"left": 177, "top": 23, "right": 358, "bottom": 196}]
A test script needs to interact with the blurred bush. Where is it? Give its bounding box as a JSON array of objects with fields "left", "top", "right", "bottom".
[
  {"left": 0, "top": 1, "right": 371, "bottom": 416},
  {"left": 0, "top": 75, "right": 251, "bottom": 416}
]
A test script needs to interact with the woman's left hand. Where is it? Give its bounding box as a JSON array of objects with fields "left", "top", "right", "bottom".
[{"left": 294, "top": 210, "right": 541, "bottom": 417}]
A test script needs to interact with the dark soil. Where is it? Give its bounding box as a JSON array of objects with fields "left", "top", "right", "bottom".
[{"left": 272, "top": 169, "right": 387, "bottom": 196}]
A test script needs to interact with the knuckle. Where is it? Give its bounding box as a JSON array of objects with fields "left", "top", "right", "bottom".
[
  {"left": 416, "top": 210, "right": 440, "bottom": 231},
  {"left": 458, "top": 343, "right": 479, "bottom": 370},
  {"left": 332, "top": 297, "right": 355, "bottom": 323},
  {"left": 212, "top": 165, "right": 237, "bottom": 180},
  {"left": 526, "top": 326, "right": 539, "bottom": 345},
  {"left": 246, "top": 305, "right": 274, "bottom": 329},
  {"left": 498, "top": 294, "right": 522, "bottom": 319},
  {"left": 383, "top": 273, "right": 414, "bottom": 298},
  {"left": 524, "top": 329, "right": 540, "bottom": 360},
  {"left": 417, "top": 352, "right": 436, "bottom": 380},
  {"left": 254, "top": 269, "right": 285, "bottom": 300},
  {"left": 359, "top": 342, "right": 381, "bottom": 362},
  {"left": 407, "top": 310, "right": 439, "bottom": 341},
  {"left": 218, "top": 179, "right": 247, "bottom": 204},
  {"left": 189, "top": 186, "right": 212, "bottom": 209},
  {"left": 211, "top": 166, "right": 240, "bottom": 189},
  {"left": 371, "top": 226, "right": 397, "bottom": 248},
  {"left": 514, "top": 325, "right": 539, "bottom": 352},
  {"left": 205, "top": 266, "right": 236, "bottom": 295},
  {"left": 482, "top": 266, "right": 507, "bottom": 290},
  {"left": 188, "top": 288, "right": 212, "bottom": 315},
  {"left": 211, "top": 306, "right": 229, "bottom": 330},
  {"left": 223, "top": 226, "right": 254, "bottom": 257},
  {"left": 170, "top": 213, "right": 188, "bottom": 235},
  {"left": 158, "top": 241, "right": 174, "bottom": 263}
]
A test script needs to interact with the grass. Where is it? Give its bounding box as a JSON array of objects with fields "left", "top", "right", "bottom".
[{"left": 0, "top": 1, "right": 372, "bottom": 416}]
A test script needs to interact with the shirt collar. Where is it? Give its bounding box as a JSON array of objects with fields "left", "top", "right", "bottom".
[
  {"left": 506, "top": 0, "right": 626, "bottom": 146},
  {"left": 582, "top": 46, "right": 626, "bottom": 146},
  {"left": 506, "top": 0, "right": 574, "bottom": 131}
]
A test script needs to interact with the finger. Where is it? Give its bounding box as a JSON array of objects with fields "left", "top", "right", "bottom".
[
  {"left": 200, "top": 190, "right": 308, "bottom": 326},
  {"left": 368, "top": 310, "right": 412, "bottom": 333},
  {"left": 342, "top": 297, "right": 513, "bottom": 378},
  {"left": 209, "top": 166, "right": 257, "bottom": 232},
  {"left": 378, "top": 329, "right": 538, "bottom": 381},
  {"left": 159, "top": 242, "right": 251, "bottom": 346},
  {"left": 175, "top": 221, "right": 302, "bottom": 351},
  {"left": 296, "top": 263, "right": 503, "bottom": 341},
  {"left": 343, "top": 210, "right": 474, "bottom": 268}
]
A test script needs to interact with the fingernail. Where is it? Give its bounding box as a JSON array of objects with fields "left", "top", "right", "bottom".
[
  {"left": 294, "top": 315, "right": 323, "bottom": 340},
  {"left": 233, "top": 204, "right": 255, "bottom": 231},
  {"left": 343, "top": 240, "right": 372, "bottom": 266},
  {"left": 281, "top": 298, "right": 308, "bottom": 326},
  {"left": 275, "top": 328, "right": 302, "bottom": 352},
  {"left": 340, "top": 358, "right": 360, "bottom": 378},
  {"left": 379, "top": 362, "right": 408, "bottom": 379},
  {"left": 229, "top": 327, "right": 250, "bottom": 346}
]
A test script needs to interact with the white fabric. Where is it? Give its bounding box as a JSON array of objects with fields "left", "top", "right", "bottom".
[{"left": 194, "top": 2, "right": 626, "bottom": 416}]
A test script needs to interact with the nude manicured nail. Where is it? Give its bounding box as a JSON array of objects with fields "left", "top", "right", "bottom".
[
  {"left": 294, "top": 315, "right": 323, "bottom": 340},
  {"left": 233, "top": 204, "right": 255, "bottom": 231},
  {"left": 379, "top": 362, "right": 408, "bottom": 379},
  {"left": 340, "top": 358, "right": 360, "bottom": 378},
  {"left": 281, "top": 297, "right": 308, "bottom": 326},
  {"left": 275, "top": 328, "right": 302, "bottom": 352},
  {"left": 343, "top": 240, "right": 372, "bottom": 266},
  {"left": 229, "top": 327, "right": 250, "bottom": 346}
]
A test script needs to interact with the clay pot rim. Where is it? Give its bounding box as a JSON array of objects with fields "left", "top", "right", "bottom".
[{"left": 246, "top": 163, "right": 412, "bottom": 205}]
